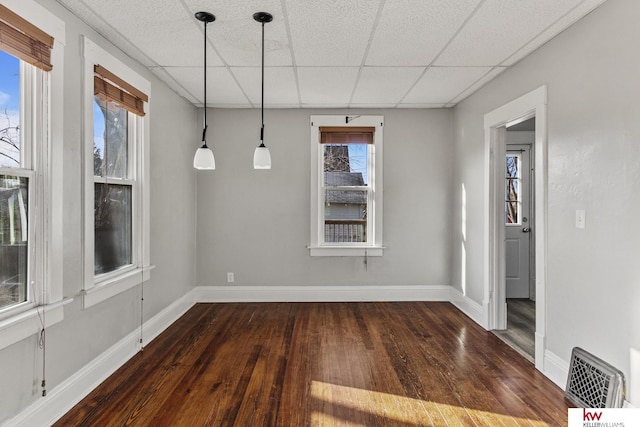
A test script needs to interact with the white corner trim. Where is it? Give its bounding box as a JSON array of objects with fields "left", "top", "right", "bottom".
[
  {"left": 5, "top": 290, "right": 195, "bottom": 427},
  {"left": 194, "top": 284, "right": 450, "bottom": 303},
  {"left": 449, "top": 288, "right": 486, "bottom": 328},
  {"left": 0, "top": 299, "right": 72, "bottom": 351}
]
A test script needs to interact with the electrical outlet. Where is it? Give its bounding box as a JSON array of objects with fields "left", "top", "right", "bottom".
[{"left": 226, "top": 272, "right": 234, "bottom": 283}]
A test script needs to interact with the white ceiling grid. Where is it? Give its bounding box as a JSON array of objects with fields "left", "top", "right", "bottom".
[{"left": 55, "top": 0, "right": 608, "bottom": 108}]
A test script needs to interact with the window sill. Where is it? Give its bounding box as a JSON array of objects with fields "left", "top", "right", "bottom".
[
  {"left": 0, "top": 298, "right": 72, "bottom": 350},
  {"left": 83, "top": 265, "right": 154, "bottom": 309},
  {"left": 308, "top": 246, "right": 384, "bottom": 257}
]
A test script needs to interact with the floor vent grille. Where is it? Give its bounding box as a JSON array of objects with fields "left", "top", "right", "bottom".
[{"left": 565, "top": 347, "right": 625, "bottom": 408}]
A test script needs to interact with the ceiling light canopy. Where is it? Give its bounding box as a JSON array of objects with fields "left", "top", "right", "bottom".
[{"left": 193, "top": 11, "right": 215, "bottom": 170}]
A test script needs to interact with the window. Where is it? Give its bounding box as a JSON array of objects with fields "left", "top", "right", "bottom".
[
  {"left": 82, "top": 37, "right": 151, "bottom": 308},
  {"left": 309, "top": 116, "right": 384, "bottom": 256},
  {"left": 0, "top": 0, "right": 65, "bottom": 350},
  {"left": 506, "top": 153, "right": 521, "bottom": 225}
]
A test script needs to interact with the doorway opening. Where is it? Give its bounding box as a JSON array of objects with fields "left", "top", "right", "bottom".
[
  {"left": 483, "top": 85, "right": 547, "bottom": 372},
  {"left": 494, "top": 119, "right": 536, "bottom": 361}
]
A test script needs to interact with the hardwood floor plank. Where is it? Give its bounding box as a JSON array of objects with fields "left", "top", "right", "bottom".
[{"left": 55, "top": 302, "right": 571, "bottom": 427}]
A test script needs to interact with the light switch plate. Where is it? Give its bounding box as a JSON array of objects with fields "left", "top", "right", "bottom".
[{"left": 575, "top": 210, "right": 586, "bottom": 229}]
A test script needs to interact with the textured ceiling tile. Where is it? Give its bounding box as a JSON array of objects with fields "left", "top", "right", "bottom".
[
  {"left": 287, "top": 0, "right": 382, "bottom": 66},
  {"left": 403, "top": 66, "right": 492, "bottom": 104},
  {"left": 164, "top": 67, "right": 250, "bottom": 107},
  {"left": 397, "top": 103, "right": 446, "bottom": 109},
  {"left": 71, "top": 0, "right": 223, "bottom": 67},
  {"left": 450, "top": 66, "right": 507, "bottom": 104},
  {"left": 366, "top": 0, "right": 482, "bottom": 66},
  {"left": 435, "top": 0, "right": 584, "bottom": 66},
  {"left": 231, "top": 67, "right": 299, "bottom": 106},
  {"left": 501, "top": 0, "right": 608, "bottom": 66},
  {"left": 185, "top": 0, "right": 292, "bottom": 66},
  {"left": 298, "top": 67, "right": 360, "bottom": 106},
  {"left": 149, "top": 66, "right": 199, "bottom": 104},
  {"left": 351, "top": 67, "right": 424, "bottom": 105}
]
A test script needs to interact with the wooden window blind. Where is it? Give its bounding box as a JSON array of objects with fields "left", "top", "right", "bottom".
[
  {"left": 94, "top": 65, "right": 149, "bottom": 117},
  {"left": 0, "top": 5, "right": 54, "bottom": 71},
  {"left": 319, "top": 127, "right": 375, "bottom": 144}
]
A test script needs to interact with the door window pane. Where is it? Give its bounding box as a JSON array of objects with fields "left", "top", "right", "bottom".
[
  {"left": 0, "top": 51, "right": 21, "bottom": 168},
  {"left": 506, "top": 154, "right": 521, "bottom": 225},
  {"left": 94, "top": 183, "right": 132, "bottom": 274},
  {"left": 0, "top": 175, "right": 28, "bottom": 309}
]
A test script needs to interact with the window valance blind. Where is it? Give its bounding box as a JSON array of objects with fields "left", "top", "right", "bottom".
[
  {"left": 0, "top": 5, "right": 54, "bottom": 71},
  {"left": 94, "top": 65, "right": 149, "bottom": 117},
  {"left": 319, "top": 126, "right": 375, "bottom": 145}
]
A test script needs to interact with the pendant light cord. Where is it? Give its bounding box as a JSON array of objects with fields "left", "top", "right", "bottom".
[
  {"left": 202, "top": 19, "right": 208, "bottom": 144},
  {"left": 260, "top": 20, "right": 265, "bottom": 144}
]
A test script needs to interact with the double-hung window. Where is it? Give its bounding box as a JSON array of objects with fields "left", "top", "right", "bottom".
[
  {"left": 82, "top": 37, "right": 151, "bottom": 308},
  {"left": 0, "top": 1, "right": 65, "bottom": 350},
  {"left": 309, "top": 116, "right": 384, "bottom": 256}
]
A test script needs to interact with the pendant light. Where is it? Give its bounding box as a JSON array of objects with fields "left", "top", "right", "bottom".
[
  {"left": 253, "top": 12, "right": 273, "bottom": 169},
  {"left": 193, "top": 11, "right": 216, "bottom": 170}
]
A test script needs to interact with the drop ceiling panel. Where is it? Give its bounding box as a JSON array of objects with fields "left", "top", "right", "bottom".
[
  {"left": 435, "top": 0, "right": 585, "bottom": 66},
  {"left": 164, "top": 67, "right": 250, "bottom": 107},
  {"left": 298, "top": 67, "right": 360, "bottom": 106},
  {"left": 231, "top": 67, "right": 299, "bottom": 106},
  {"left": 287, "top": 0, "right": 382, "bottom": 66},
  {"left": 351, "top": 67, "right": 425, "bottom": 105},
  {"left": 402, "top": 66, "right": 493, "bottom": 104},
  {"left": 450, "top": 66, "right": 507, "bottom": 104},
  {"left": 365, "top": 0, "right": 482, "bottom": 66},
  {"left": 501, "top": 0, "right": 608, "bottom": 66},
  {"left": 69, "top": 0, "right": 222, "bottom": 67},
  {"left": 189, "top": 0, "right": 291, "bottom": 67}
]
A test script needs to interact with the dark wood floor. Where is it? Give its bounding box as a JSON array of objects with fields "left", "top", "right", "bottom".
[
  {"left": 493, "top": 298, "right": 536, "bottom": 362},
  {"left": 55, "top": 302, "right": 570, "bottom": 426}
]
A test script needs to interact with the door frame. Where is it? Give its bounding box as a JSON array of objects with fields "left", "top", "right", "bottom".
[{"left": 483, "top": 86, "right": 547, "bottom": 371}]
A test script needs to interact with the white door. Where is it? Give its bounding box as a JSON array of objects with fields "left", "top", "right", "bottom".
[{"left": 505, "top": 145, "right": 531, "bottom": 298}]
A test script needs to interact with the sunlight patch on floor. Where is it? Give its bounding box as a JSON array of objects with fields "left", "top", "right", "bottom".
[{"left": 310, "top": 380, "right": 550, "bottom": 426}]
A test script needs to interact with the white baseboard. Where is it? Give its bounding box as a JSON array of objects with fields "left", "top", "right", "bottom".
[
  {"left": 544, "top": 349, "right": 569, "bottom": 390},
  {"left": 449, "top": 287, "right": 486, "bottom": 328},
  {"left": 194, "top": 284, "right": 451, "bottom": 302},
  {"left": 5, "top": 290, "right": 196, "bottom": 427}
]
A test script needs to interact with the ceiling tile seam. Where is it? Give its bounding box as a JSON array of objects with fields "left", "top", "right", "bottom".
[
  {"left": 347, "top": 0, "right": 386, "bottom": 108},
  {"left": 394, "top": 66, "right": 431, "bottom": 108},
  {"left": 445, "top": 66, "right": 503, "bottom": 105},
  {"left": 68, "top": 0, "right": 159, "bottom": 69},
  {"left": 280, "top": 0, "right": 302, "bottom": 107},
  {"left": 498, "top": 0, "right": 595, "bottom": 67},
  {"left": 177, "top": 0, "right": 255, "bottom": 108},
  {"left": 428, "top": 0, "right": 487, "bottom": 67},
  {"left": 148, "top": 66, "right": 200, "bottom": 105}
]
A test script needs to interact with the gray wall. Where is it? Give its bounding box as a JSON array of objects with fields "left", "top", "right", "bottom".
[
  {"left": 0, "top": 0, "right": 199, "bottom": 421},
  {"left": 196, "top": 108, "right": 453, "bottom": 288},
  {"left": 450, "top": 0, "right": 640, "bottom": 405}
]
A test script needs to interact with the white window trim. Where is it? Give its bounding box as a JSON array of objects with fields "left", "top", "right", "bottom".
[
  {"left": 82, "top": 36, "right": 151, "bottom": 309},
  {"left": 309, "top": 115, "right": 384, "bottom": 257},
  {"left": 0, "top": 0, "right": 67, "bottom": 351}
]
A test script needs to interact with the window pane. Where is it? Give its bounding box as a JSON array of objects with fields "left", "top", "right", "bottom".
[
  {"left": 323, "top": 144, "right": 369, "bottom": 186},
  {"left": 506, "top": 179, "right": 519, "bottom": 201},
  {"left": 94, "top": 183, "right": 132, "bottom": 275},
  {"left": 506, "top": 154, "right": 520, "bottom": 179},
  {"left": 0, "top": 51, "right": 21, "bottom": 168},
  {"left": 324, "top": 188, "right": 367, "bottom": 243},
  {"left": 0, "top": 175, "right": 28, "bottom": 309},
  {"left": 506, "top": 201, "right": 520, "bottom": 224},
  {"left": 94, "top": 96, "right": 128, "bottom": 178}
]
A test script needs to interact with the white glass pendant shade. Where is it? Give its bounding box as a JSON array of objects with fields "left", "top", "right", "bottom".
[
  {"left": 194, "top": 145, "right": 215, "bottom": 170},
  {"left": 253, "top": 144, "right": 271, "bottom": 169}
]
